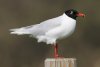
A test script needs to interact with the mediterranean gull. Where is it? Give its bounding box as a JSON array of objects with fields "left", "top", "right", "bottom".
[{"left": 10, "top": 9, "right": 85, "bottom": 58}]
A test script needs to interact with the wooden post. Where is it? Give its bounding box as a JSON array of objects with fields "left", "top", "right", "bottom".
[{"left": 45, "top": 58, "right": 76, "bottom": 67}]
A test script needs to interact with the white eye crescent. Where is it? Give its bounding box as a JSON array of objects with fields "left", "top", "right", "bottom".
[{"left": 70, "top": 11, "right": 73, "bottom": 14}]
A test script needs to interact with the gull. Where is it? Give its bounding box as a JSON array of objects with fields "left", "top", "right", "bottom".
[{"left": 10, "top": 9, "right": 85, "bottom": 58}]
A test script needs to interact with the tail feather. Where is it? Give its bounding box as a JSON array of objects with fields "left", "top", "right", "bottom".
[{"left": 10, "top": 28, "right": 30, "bottom": 35}]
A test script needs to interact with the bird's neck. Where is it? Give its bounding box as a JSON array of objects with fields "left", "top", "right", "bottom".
[
  {"left": 62, "top": 13, "right": 76, "bottom": 23},
  {"left": 60, "top": 13, "right": 76, "bottom": 30}
]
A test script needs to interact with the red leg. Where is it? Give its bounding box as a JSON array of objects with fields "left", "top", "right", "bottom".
[
  {"left": 53, "top": 43, "right": 64, "bottom": 58},
  {"left": 54, "top": 43, "right": 59, "bottom": 58}
]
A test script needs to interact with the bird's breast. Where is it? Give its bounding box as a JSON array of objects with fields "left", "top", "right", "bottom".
[
  {"left": 59, "top": 20, "right": 76, "bottom": 39},
  {"left": 45, "top": 15, "right": 76, "bottom": 40}
]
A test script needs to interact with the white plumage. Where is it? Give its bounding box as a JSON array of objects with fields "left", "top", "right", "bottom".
[{"left": 10, "top": 13, "right": 76, "bottom": 44}]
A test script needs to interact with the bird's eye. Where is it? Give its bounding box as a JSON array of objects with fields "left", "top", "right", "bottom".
[{"left": 70, "top": 11, "right": 73, "bottom": 14}]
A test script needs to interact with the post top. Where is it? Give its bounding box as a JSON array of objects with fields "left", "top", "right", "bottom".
[{"left": 45, "top": 58, "right": 76, "bottom": 62}]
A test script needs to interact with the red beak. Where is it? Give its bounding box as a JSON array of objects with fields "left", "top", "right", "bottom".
[{"left": 77, "top": 12, "right": 85, "bottom": 17}]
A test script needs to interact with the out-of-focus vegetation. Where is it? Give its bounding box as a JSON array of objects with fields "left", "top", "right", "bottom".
[{"left": 0, "top": 0, "right": 100, "bottom": 67}]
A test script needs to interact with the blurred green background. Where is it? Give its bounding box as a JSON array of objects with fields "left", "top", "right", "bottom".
[{"left": 0, "top": 0, "right": 100, "bottom": 67}]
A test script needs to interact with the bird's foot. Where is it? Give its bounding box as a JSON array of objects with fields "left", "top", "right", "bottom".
[
  {"left": 55, "top": 55, "right": 64, "bottom": 58},
  {"left": 55, "top": 54, "right": 59, "bottom": 58}
]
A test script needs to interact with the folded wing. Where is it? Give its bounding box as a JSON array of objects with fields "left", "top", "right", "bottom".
[{"left": 10, "top": 15, "right": 62, "bottom": 37}]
